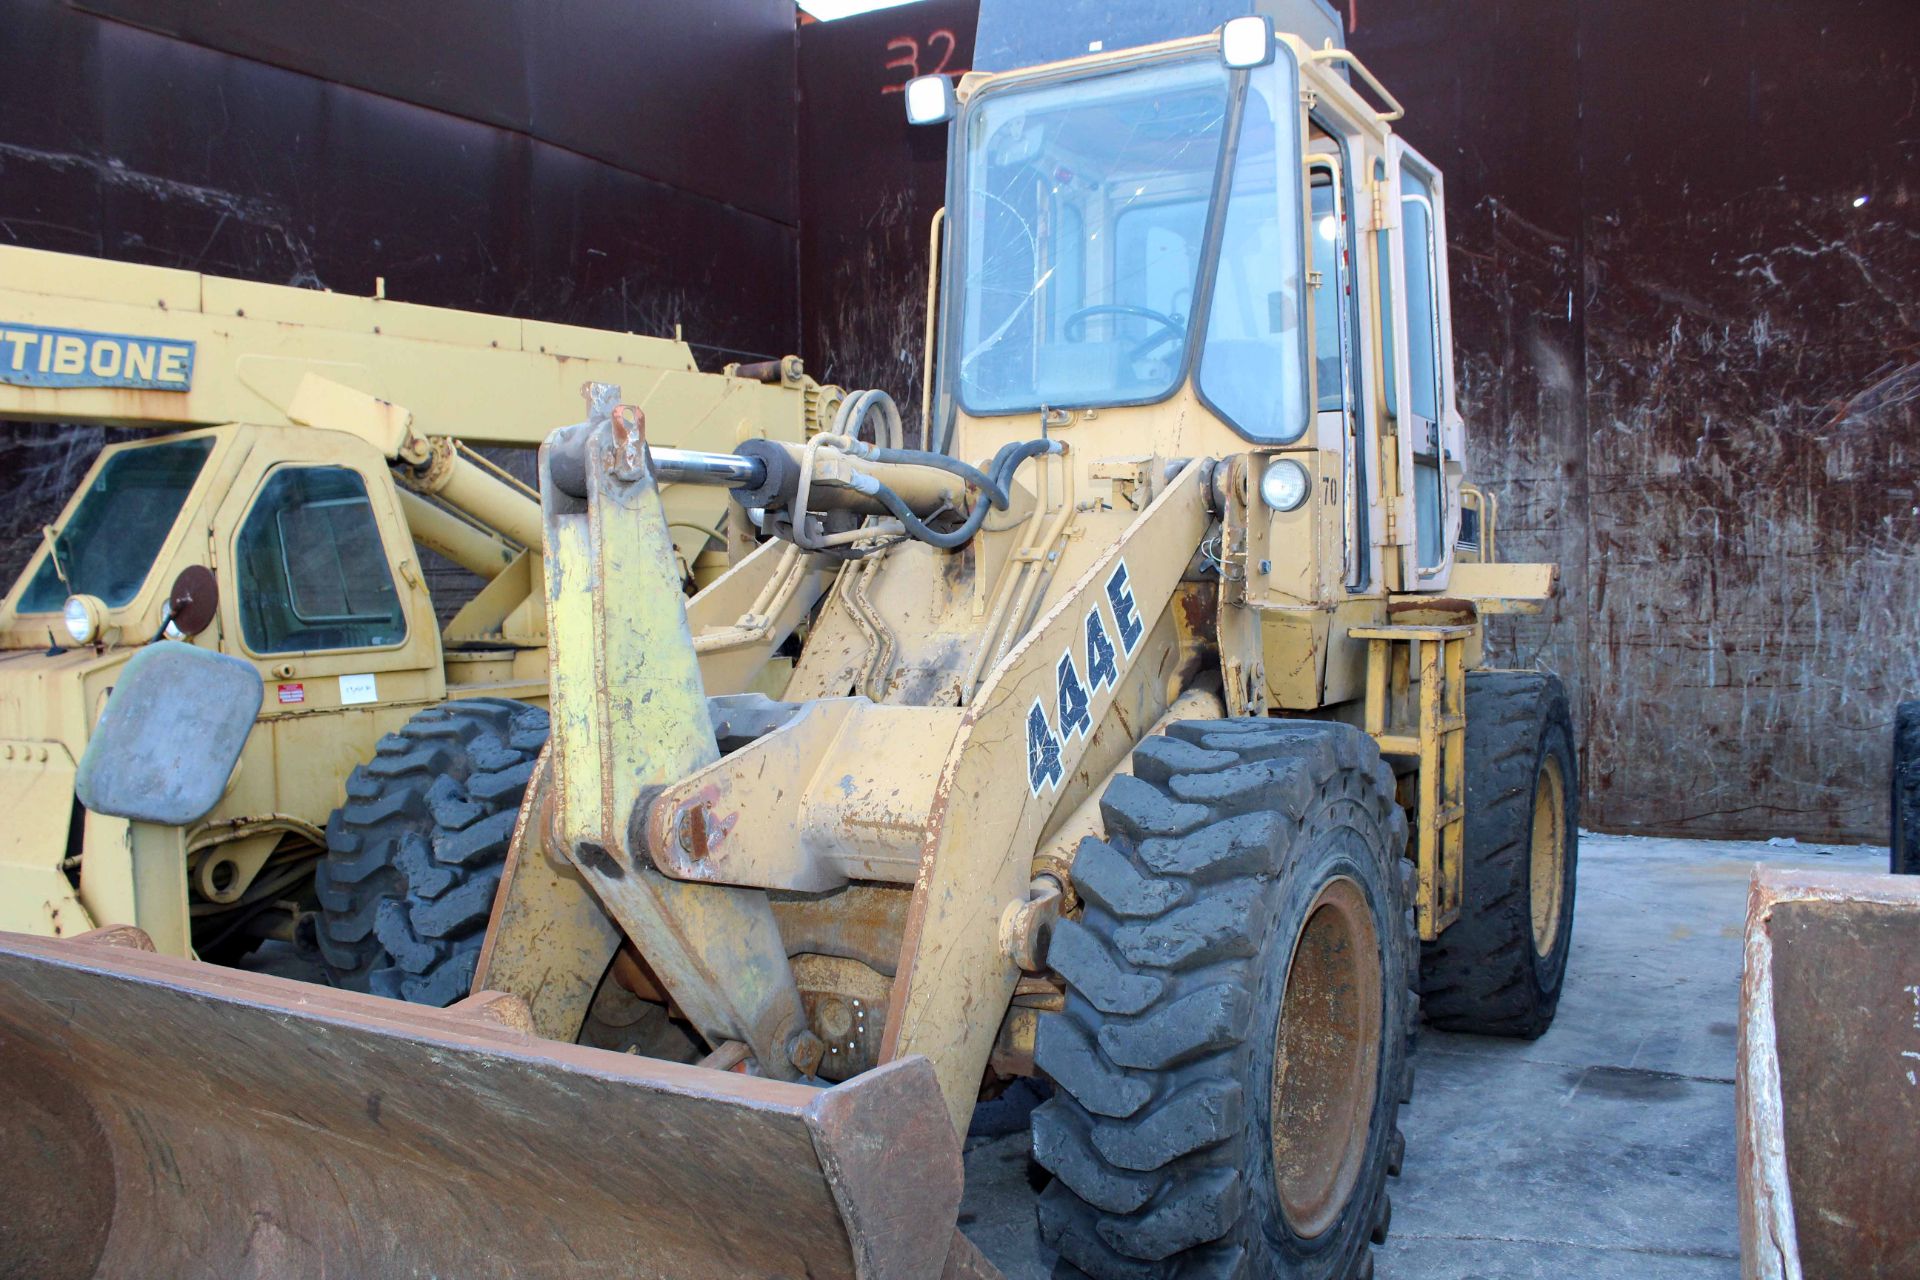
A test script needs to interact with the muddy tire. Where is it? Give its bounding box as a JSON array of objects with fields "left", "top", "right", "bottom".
[
  {"left": 315, "top": 698, "right": 548, "bottom": 1005},
  {"left": 1894, "top": 703, "right": 1920, "bottom": 875},
  {"left": 1034, "top": 719, "right": 1417, "bottom": 1280},
  {"left": 1419, "top": 671, "right": 1577, "bottom": 1038}
]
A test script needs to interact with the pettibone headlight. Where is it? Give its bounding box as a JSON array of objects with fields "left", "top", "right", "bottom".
[{"left": 63, "top": 594, "right": 108, "bottom": 645}]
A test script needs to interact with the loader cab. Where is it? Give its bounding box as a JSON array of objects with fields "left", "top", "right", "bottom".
[{"left": 924, "top": 24, "right": 1463, "bottom": 603}]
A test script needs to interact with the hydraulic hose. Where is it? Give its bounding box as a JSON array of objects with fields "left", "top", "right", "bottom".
[
  {"left": 830, "top": 390, "right": 1006, "bottom": 508},
  {"left": 856, "top": 438, "right": 1060, "bottom": 550},
  {"left": 857, "top": 446, "right": 1008, "bottom": 510},
  {"left": 831, "top": 388, "right": 904, "bottom": 450}
]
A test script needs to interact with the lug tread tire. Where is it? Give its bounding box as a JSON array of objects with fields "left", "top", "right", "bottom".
[
  {"left": 1035, "top": 719, "right": 1416, "bottom": 1280},
  {"left": 1418, "top": 671, "right": 1578, "bottom": 1038},
  {"left": 1893, "top": 702, "right": 1920, "bottom": 875},
  {"left": 315, "top": 699, "right": 548, "bottom": 1004}
]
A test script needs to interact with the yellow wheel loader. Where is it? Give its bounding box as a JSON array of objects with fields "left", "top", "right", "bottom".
[
  {"left": 0, "top": 245, "right": 837, "bottom": 981},
  {"left": 0, "top": 20, "right": 1577, "bottom": 1279}
]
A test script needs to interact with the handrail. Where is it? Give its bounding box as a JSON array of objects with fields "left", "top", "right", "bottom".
[{"left": 1307, "top": 45, "right": 1406, "bottom": 123}]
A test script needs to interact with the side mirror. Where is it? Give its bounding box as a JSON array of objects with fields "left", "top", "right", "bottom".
[
  {"left": 76, "top": 642, "right": 262, "bottom": 825},
  {"left": 1221, "top": 15, "right": 1277, "bottom": 68},
  {"left": 165, "top": 565, "right": 219, "bottom": 639}
]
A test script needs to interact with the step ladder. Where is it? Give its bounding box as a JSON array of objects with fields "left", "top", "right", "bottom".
[{"left": 1349, "top": 623, "right": 1472, "bottom": 940}]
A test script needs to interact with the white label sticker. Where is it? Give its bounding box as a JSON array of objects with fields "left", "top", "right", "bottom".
[{"left": 339, "top": 673, "right": 378, "bottom": 706}]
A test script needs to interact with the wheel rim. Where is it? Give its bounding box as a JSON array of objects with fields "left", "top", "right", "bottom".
[
  {"left": 1530, "top": 753, "right": 1568, "bottom": 957},
  {"left": 1271, "top": 875, "right": 1383, "bottom": 1239}
]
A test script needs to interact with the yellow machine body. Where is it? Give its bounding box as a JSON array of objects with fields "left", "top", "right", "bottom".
[
  {"left": 0, "top": 26, "right": 1574, "bottom": 1280},
  {"left": 0, "top": 246, "right": 833, "bottom": 952}
]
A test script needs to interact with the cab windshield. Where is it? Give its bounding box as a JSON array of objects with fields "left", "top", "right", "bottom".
[
  {"left": 953, "top": 58, "right": 1232, "bottom": 417},
  {"left": 17, "top": 437, "right": 214, "bottom": 613}
]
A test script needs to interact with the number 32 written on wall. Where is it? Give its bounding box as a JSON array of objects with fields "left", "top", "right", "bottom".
[{"left": 881, "top": 29, "right": 960, "bottom": 94}]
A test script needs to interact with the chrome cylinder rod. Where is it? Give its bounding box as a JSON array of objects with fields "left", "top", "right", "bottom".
[{"left": 649, "top": 446, "right": 766, "bottom": 489}]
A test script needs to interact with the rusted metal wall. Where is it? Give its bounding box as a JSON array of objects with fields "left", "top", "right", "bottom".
[
  {"left": 797, "top": 0, "right": 980, "bottom": 440},
  {"left": 0, "top": 0, "right": 803, "bottom": 595},
  {"left": 1352, "top": 0, "right": 1919, "bottom": 841},
  {"left": 798, "top": 0, "right": 1918, "bottom": 842}
]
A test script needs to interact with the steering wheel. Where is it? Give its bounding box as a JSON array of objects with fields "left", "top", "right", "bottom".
[{"left": 1062, "top": 304, "right": 1187, "bottom": 360}]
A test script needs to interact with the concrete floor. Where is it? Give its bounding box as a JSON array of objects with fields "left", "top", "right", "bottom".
[{"left": 958, "top": 831, "right": 1887, "bottom": 1279}]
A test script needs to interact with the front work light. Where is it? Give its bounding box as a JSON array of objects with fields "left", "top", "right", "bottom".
[
  {"left": 904, "top": 74, "right": 957, "bottom": 126},
  {"left": 1221, "top": 15, "right": 1276, "bottom": 69},
  {"left": 1260, "top": 458, "right": 1311, "bottom": 512},
  {"left": 63, "top": 594, "right": 108, "bottom": 645}
]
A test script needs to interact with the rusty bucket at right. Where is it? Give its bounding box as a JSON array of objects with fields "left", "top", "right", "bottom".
[{"left": 1738, "top": 867, "right": 1920, "bottom": 1279}]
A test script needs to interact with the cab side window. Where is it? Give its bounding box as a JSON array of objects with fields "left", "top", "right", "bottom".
[
  {"left": 235, "top": 467, "right": 406, "bottom": 654},
  {"left": 1401, "top": 169, "right": 1447, "bottom": 569}
]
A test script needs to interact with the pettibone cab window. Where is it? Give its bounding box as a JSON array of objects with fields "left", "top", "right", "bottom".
[
  {"left": 235, "top": 467, "right": 406, "bottom": 654},
  {"left": 18, "top": 437, "right": 214, "bottom": 613}
]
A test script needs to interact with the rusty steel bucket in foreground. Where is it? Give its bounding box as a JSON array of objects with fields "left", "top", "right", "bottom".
[
  {"left": 0, "top": 927, "right": 1001, "bottom": 1280},
  {"left": 1737, "top": 867, "right": 1920, "bottom": 1279}
]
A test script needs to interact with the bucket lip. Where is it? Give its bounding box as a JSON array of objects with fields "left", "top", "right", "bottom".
[
  {"left": 0, "top": 927, "right": 974, "bottom": 1279},
  {"left": 0, "top": 927, "right": 829, "bottom": 1112}
]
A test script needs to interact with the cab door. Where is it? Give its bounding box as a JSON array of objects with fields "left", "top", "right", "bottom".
[
  {"left": 207, "top": 432, "right": 443, "bottom": 827},
  {"left": 1382, "top": 137, "right": 1463, "bottom": 590},
  {"left": 1305, "top": 148, "right": 1371, "bottom": 594}
]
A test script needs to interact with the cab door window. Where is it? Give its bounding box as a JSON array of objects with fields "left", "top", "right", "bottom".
[
  {"left": 1401, "top": 169, "right": 1446, "bottom": 569},
  {"left": 1309, "top": 154, "right": 1369, "bottom": 590},
  {"left": 1310, "top": 171, "right": 1352, "bottom": 414},
  {"left": 1197, "top": 54, "right": 1309, "bottom": 443},
  {"left": 235, "top": 467, "right": 406, "bottom": 654}
]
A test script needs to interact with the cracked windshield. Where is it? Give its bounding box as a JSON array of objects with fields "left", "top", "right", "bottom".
[{"left": 956, "top": 59, "right": 1230, "bottom": 414}]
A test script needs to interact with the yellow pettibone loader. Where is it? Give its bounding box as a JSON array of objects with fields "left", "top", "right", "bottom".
[
  {"left": 0, "top": 20, "right": 1578, "bottom": 1280},
  {"left": 0, "top": 245, "right": 835, "bottom": 987}
]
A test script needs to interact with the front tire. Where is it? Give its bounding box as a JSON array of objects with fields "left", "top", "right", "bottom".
[
  {"left": 1035, "top": 719, "right": 1416, "bottom": 1279},
  {"left": 1419, "top": 671, "right": 1578, "bottom": 1038},
  {"left": 1892, "top": 702, "right": 1919, "bottom": 875},
  {"left": 315, "top": 698, "right": 548, "bottom": 1005}
]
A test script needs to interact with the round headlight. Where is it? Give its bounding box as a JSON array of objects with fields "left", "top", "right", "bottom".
[
  {"left": 1259, "top": 458, "right": 1311, "bottom": 512},
  {"left": 62, "top": 594, "right": 107, "bottom": 645}
]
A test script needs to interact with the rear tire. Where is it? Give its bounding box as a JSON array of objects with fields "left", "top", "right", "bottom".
[
  {"left": 1418, "top": 671, "right": 1577, "bottom": 1038},
  {"left": 1894, "top": 702, "right": 1920, "bottom": 875},
  {"left": 315, "top": 698, "right": 548, "bottom": 1005},
  {"left": 1035, "top": 719, "right": 1416, "bottom": 1279}
]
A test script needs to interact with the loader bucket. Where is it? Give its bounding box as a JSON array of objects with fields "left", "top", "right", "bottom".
[
  {"left": 0, "top": 928, "right": 998, "bottom": 1280},
  {"left": 1737, "top": 868, "right": 1920, "bottom": 1280}
]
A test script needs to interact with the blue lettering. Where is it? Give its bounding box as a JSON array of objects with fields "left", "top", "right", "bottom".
[
  {"left": 0, "top": 322, "right": 194, "bottom": 391},
  {"left": 1056, "top": 651, "right": 1092, "bottom": 741},
  {"left": 1026, "top": 699, "right": 1064, "bottom": 795},
  {"left": 1105, "top": 561, "right": 1144, "bottom": 655},
  {"left": 1085, "top": 607, "right": 1118, "bottom": 692}
]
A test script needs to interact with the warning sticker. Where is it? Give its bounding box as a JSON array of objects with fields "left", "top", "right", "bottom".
[{"left": 276, "top": 683, "right": 305, "bottom": 705}]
